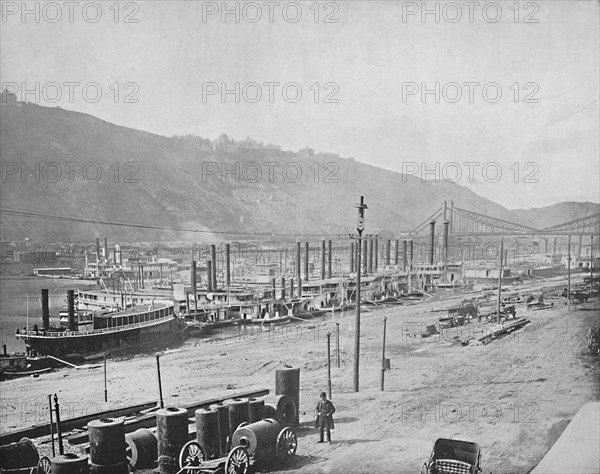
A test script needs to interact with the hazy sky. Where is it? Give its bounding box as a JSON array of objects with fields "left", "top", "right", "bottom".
[{"left": 1, "top": 0, "right": 598, "bottom": 209}]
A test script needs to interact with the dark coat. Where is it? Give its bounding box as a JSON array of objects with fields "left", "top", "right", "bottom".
[{"left": 315, "top": 399, "right": 335, "bottom": 429}]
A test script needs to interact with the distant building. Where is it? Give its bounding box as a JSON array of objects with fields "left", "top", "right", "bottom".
[
  {"left": 1, "top": 89, "right": 17, "bottom": 106},
  {"left": 14, "top": 249, "right": 57, "bottom": 263}
]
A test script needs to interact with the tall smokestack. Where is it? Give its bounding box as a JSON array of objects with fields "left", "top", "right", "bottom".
[
  {"left": 368, "top": 238, "right": 373, "bottom": 274},
  {"left": 321, "top": 240, "right": 326, "bottom": 280},
  {"left": 104, "top": 237, "right": 108, "bottom": 259},
  {"left": 362, "top": 238, "right": 368, "bottom": 273},
  {"left": 443, "top": 221, "right": 449, "bottom": 281},
  {"left": 41, "top": 289, "right": 50, "bottom": 330},
  {"left": 96, "top": 238, "right": 101, "bottom": 262},
  {"left": 386, "top": 240, "right": 391, "bottom": 266},
  {"left": 403, "top": 240, "right": 407, "bottom": 272},
  {"left": 296, "top": 242, "right": 301, "bottom": 292},
  {"left": 225, "top": 243, "right": 231, "bottom": 285},
  {"left": 304, "top": 242, "right": 309, "bottom": 280},
  {"left": 191, "top": 261, "right": 197, "bottom": 309},
  {"left": 374, "top": 238, "right": 378, "bottom": 271},
  {"left": 328, "top": 240, "right": 332, "bottom": 279},
  {"left": 207, "top": 259, "right": 213, "bottom": 293},
  {"left": 211, "top": 244, "right": 217, "bottom": 289},
  {"left": 281, "top": 277, "right": 286, "bottom": 300},
  {"left": 429, "top": 221, "right": 436, "bottom": 265},
  {"left": 67, "top": 290, "right": 77, "bottom": 332}
]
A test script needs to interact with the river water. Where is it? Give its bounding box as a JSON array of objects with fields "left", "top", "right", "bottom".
[{"left": 0, "top": 275, "right": 96, "bottom": 353}]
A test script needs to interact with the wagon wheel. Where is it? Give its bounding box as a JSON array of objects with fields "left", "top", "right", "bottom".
[
  {"left": 37, "top": 457, "right": 52, "bottom": 474},
  {"left": 179, "top": 440, "right": 206, "bottom": 473},
  {"left": 276, "top": 427, "right": 297, "bottom": 463},
  {"left": 125, "top": 436, "right": 138, "bottom": 470},
  {"left": 225, "top": 446, "right": 249, "bottom": 474}
]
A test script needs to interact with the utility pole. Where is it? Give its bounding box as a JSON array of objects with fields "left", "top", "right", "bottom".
[
  {"left": 591, "top": 234, "right": 594, "bottom": 297},
  {"left": 497, "top": 238, "right": 504, "bottom": 324},
  {"left": 380, "top": 316, "right": 387, "bottom": 391},
  {"left": 567, "top": 235, "right": 571, "bottom": 312},
  {"left": 354, "top": 196, "right": 367, "bottom": 392}
]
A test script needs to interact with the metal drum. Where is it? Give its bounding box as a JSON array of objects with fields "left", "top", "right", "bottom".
[
  {"left": 125, "top": 428, "right": 158, "bottom": 470},
  {"left": 247, "top": 397, "right": 265, "bottom": 423},
  {"left": 195, "top": 408, "right": 220, "bottom": 459},
  {"left": 224, "top": 398, "right": 249, "bottom": 437},
  {"left": 275, "top": 368, "right": 300, "bottom": 424},
  {"left": 0, "top": 437, "right": 38, "bottom": 469},
  {"left": 263, "top": 394, "right": 297, "bottom": 426},
  {"left": 157, "top": 407, "right": 189, "bottom": 474},
  {"left": 87, "top": 418, "right": 127, "bottom": 474},
  {"left": 231, "top": 418, "right": 282, "bottom": 461},
  {"left": 209, "top": 403, "right": 229, "bottom": 456},
  {"left": 50, "top": 453, "right": 90, "bottom": 474}
]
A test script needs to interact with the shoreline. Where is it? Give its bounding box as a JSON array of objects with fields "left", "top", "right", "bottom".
[{"left": 1, "top": 275, "right": 598, "bottom": 473}]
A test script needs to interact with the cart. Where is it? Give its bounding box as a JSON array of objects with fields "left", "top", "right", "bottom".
[
  {"left": 420, "top": 438, "right": 482, "bottom": 474},
  {"left": 178, "top": 421, "right": 297, "bottom": 474},
  {"left": 0, "top": 459, "right": 51, "bottom": 474},
  {"left": 0, "top": 437, "right": 52, "bottom": 474}
]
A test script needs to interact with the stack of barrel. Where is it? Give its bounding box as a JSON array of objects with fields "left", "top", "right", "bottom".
[
  {"left": 195, "top": 396, "right": 264, "bottom": 459},
  {"left": 193, "top": 367, "right": 300, "bottom": 460}
]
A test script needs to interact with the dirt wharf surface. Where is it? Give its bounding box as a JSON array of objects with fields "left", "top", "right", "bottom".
[{"left": 1, "top": 276, "right": 599, "bottom": 473}]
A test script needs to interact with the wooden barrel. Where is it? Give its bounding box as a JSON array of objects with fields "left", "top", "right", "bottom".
[
  {"left": 51, "top": 453, "right": 90, "bottom": 474},
  {"left": 224, "top": 399, "right": 249, "bottom": 437},
  {"left": 88, "top": 418, "right": 127, "bottom": 474},
  {"left": 275, "top": 368, "right": 300, "bottom": 424},
  {"left": 195, "top": 408, "right": 220, "bottom": 459},
  {"left": 247, "top": 397, "right": 265, "bottom": 423},
  {"left": 209, "top": 403, "right": 229, "bottom": 456},
  {"left": 156, "top": 407, "right": 189, "bottom": 474}
]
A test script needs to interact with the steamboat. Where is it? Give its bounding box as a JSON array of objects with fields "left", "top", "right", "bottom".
[{"left": 15, "top": 290, "right": 186, "bottom": 360}]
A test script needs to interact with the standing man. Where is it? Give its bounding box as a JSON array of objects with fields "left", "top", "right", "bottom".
[{"left": 315, "top": 392, "right": 335, "bottom": 443}]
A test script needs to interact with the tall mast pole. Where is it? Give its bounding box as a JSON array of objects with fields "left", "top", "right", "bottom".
[{"left": 354, "top": 196, "right": 367, "bottom": 392}]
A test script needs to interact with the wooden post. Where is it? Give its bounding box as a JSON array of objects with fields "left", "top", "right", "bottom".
[
  {"left": 327, "top": 333, "right": 332, "bottom": 399},
  {"left": 53, "top": 394, "right": 64, "bottom": 455},
  {"left": 156, "top": 354, "right": 164, "bottom": 409},
  {"left": 381, "top": 317, "right": 387, "bottom": 391},
  {"left": 48, "top": 394, "right": 55, "bottom": 457},
  {"left": 104, "top": 353, "right": 108, "bottom": 402},
  {"left": 336, "top": 323, "right": 340, "bottom": 368}
]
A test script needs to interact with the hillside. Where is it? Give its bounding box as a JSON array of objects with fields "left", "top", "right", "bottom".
[
  {"left": 512, "top": 202, "right": 600, "bottom": 230},
  {"left": 0, "top": 102, "right": 584, "bottom": 241}
]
